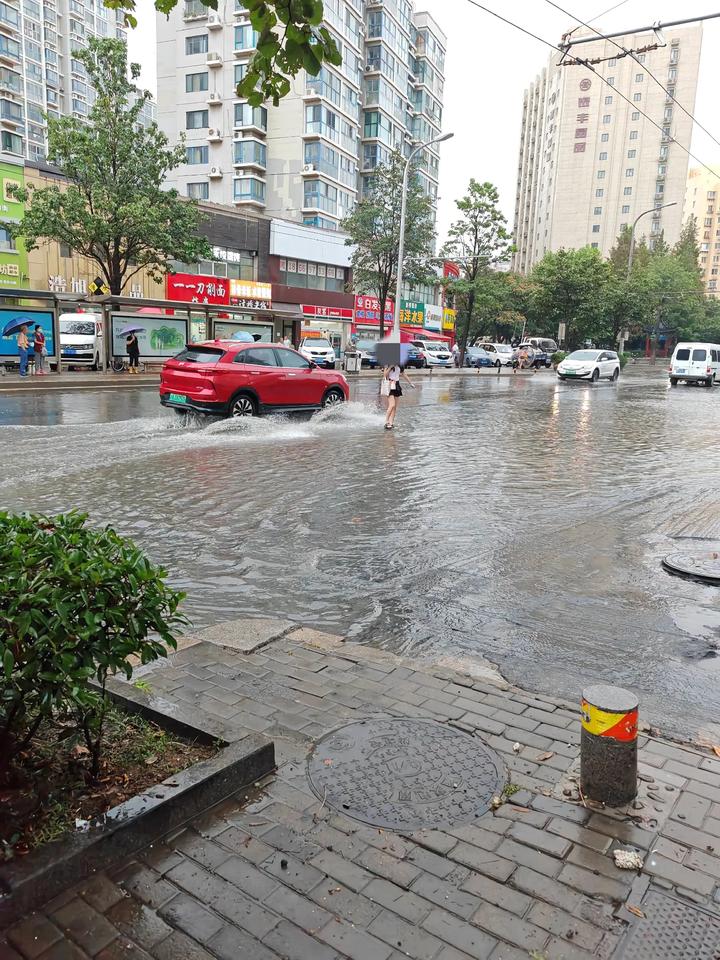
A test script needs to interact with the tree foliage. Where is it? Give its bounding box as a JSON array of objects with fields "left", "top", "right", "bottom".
[
  {"left": 341, "top": 153, "right": 436, "bottom": 337},
  {"left": 8, "top": 38, "right": 211, "bottom": 295},
  {"left": 441, "top": 180, "right": 513, "bottom": 352},
  {"left": 107, "top": 0, "right": 341, "bottom": 107}
]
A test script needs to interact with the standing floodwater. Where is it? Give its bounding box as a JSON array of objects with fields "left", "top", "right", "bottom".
[{"left": 1, "top": 368, "right": 719, "bottom": 740}]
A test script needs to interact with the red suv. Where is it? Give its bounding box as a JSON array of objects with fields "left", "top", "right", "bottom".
[{"left": 160, "top": 340, "right": 349, "bottom": 417}]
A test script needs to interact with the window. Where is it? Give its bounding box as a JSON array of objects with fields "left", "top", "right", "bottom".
[
  {"left": 175, "top": 346, "right": 225, "bottom": 364},
  {"left": 609, "top": 58, "right": 616, "bottom": 66},
  {"left": 186, "top": 145, "right": 209, "bottom": 164},
  {"left": 187, "top": 181, "right": 209, "bottom": 199},
  {"left": 185, "top": 71, "right": 208, "bottom": 92},
  {"left": 235, "top": 103, "right": 267, "bottom": 130},
  {"left": 276, "top": 349, "right": 310, "bottom": 369},
  {"left": 601, "top": 133, "right": 609, "bottom": 142},
  {"left": 607, "top": 76, "right": 615, "bottom": 86},
  {"left": 234, "top": 139, "right": 267, "bottom": 167},
  {"left": 591, "top": 242, "right": 599, "bottom": 249},
  {"left": 626, "top": 168, "right": 634, "bottom": 177},
  {"left": 599, "top": 151, "right": 607, "bottom": 160},
  {"left": 186, "top": 109, "right": 208, "bottom": 128},
  {"left": 1, "top": 130, "right": 22, "bottom": 154},
  {"left": 629, "top": 130, "right": 638, "bottom": 140},
  {"left": 632, "top": 111, "right": 640, "bottom": 121},
  {"left": 692, "top": 349, "right": 707, "bottom": 362},
  {"left": 624, "top": 187, "right": 632, "bottom": 195},
  {"left": 233, "top": 177, "right": 266, "bottom": 203},
  {"left": 604, "top": 96, "right": 613, "bottom": 104},
  {"left": 0, "top": 225, "right": 15, "bottom": 250},
  {"left": 597, "top": 170, "right": 605, "bottom": 179},
  {"left": 185, "top": 34, "right": 208, "bottom": 55},
  {"left": 622, "top": 204, "right": 630, "bottom": 214},
  {"left": 628, "top": 149, "right": 636, "bottom": 158},
  {"left": 235, "top": 62, "right": 247, "bottom": 84},
  {"left": 706, "top": 218, "right": 714, "bottom": 227},
  {"left": 633, "top": 93, "right": 642, "bottom": 102},
  {"left": 594, "top": 206, "right": 602, "bottom": 215},
  {"left": 234, "top": 24, "right": 259, "bottom": 50},
  {"left": 595, "top": 188, "right": 604, "bottom": 197},
  {"left": 603, "top": 114, "right": 611, "bottom": 123},
  {"left": 241, "top": 347, "right": 276, "bottom": 366},
  {"left": 635, "top": 73, "right": 644, "bottom": 82},
  {"left": 592, "top": 225, "right": 600, "bottom": 233}
]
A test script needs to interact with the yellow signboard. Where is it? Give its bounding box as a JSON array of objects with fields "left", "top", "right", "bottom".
[
  {"left": 229, "top": 279, "right": 272, "bottom": 300},
  {"left": 442, "top": 308, "right": 456, "bottom": 332}
]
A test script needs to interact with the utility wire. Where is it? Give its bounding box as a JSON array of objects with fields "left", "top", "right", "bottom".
[
  {"left": 462, "top": 0, "right": 720, "bottom": 179},
  {"left": 544, "top": 0, "right": 720, "bottom": 156},
  {"left": 564, "top": 0, "right": 632, "bottom": 40}
]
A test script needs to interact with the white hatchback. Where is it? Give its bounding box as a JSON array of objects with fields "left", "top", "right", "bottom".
[
  {"left": 557, "top": 349, "right": 620, "bottom": 383},
  {"left": 299, "top": 337, "right": 336, "bottom": 369},
  {"left": 477, "top": 342, "right": 515, "bottom": 367}
]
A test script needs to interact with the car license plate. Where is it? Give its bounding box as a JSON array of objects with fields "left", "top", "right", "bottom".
[
  {"left": 566, "top": 368, "right": 576, "bottom": 374},
  {"left": 66, "top": 348, "right": 76, "bottom": 355},
  {"left": 169, "top": 393, "right": 187, "bottom": 404},
  {"left": 676, "top": 368, "right": 685, "bottom": 374}
]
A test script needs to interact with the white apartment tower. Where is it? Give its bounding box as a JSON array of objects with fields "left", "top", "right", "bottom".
[
  {"left": 156, "top": 0, "right": 445, "bottom": 230},
  {"left": 0, "top": 0, "right": 127, "bottom": 162},
  {"left": 512, "top": 25, "right": 702, "bottom": 273}
]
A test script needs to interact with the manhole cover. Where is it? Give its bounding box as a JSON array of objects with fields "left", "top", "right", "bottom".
[
  {"left": 306, "top": 718, "right": 505, "bottom": 830},
  {"left": 616, "top": 889, "right": 720, "bottom": 959},
  {"left": 662, "top": 552, "right": 720, "bottom": 584}
]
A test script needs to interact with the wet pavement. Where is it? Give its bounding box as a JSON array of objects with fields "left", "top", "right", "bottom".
[{"left": 1, "top": 365, "right": 719, "bottom": 740}]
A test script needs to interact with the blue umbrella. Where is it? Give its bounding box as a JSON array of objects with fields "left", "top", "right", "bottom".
[
  {"left": 119, "top": 324, "right": 145, "bottom": 336},
  {"left": 2, "top": 316, "right": 35, "bottom": 337}
]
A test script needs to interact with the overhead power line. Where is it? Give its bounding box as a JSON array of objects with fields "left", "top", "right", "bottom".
[
  {"left": 544, "top": 0, "right": 720, "bottom": 155},
  {"left": 462, "top": 0, "right": 720, "bottom": 180},
  {"left": 562, "top": 12, "right": 720, "bottom": 46}
]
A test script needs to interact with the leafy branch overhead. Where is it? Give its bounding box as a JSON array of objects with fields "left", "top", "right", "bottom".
[{"left": 108, "top": 0, "right": 342, "bottom": 107}]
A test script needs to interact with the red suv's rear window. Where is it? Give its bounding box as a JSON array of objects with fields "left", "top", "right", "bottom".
[{"left": 174, "top": 346, "right": 225, "bottom": 363}]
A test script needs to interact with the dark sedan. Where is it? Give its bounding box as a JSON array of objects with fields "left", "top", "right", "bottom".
[{"left": 464, "top": 346, "right": 494, "bottom": 368}]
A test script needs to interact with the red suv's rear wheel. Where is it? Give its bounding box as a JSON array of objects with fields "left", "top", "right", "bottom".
[{"left": 229, "top": 394, "right": 257, "bottom": 418}]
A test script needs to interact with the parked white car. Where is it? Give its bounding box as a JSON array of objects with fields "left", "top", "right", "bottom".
[
  {"left": 669, "top": 342, "right": 720, "bottom": 387},
  {"left": 557, "top": 349, "right": 620, "bottom": 382},
  {"left": 477, "top": 342, "right": 515, "bottom": 367},
  {"left": 299, "top": 337, "right": 336, "bottom": 369},
  {"left": 59, "top": 313, "right": 104, "bottom": 368},
  {"left": 410, "top": 339, "right": 453, "bottom": 367}
]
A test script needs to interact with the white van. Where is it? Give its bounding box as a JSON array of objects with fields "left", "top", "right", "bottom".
[
  {"left": 669, "top": 342, "right": 720, "bottom": 387},
  {"left": 59, "top": 313, "right": 104, "bottom": 368}
]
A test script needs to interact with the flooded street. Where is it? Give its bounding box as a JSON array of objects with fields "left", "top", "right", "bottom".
[{"left": 2, "top": 367, "right": 719, "bottom": 740}]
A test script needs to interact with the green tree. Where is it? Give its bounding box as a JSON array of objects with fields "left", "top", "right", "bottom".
[
  {"left": 9, "top": 38, "right": 211, "bottom": 295},
  {"left": 529, "top": 247, "right": 615, "bottom": 348},
  {"left": 638, "top": 253, "right": 705, "bottom": 349},
  {"left": 673, "top": 216, "right": 702, "bottom": 277},
  {"left": 341, "top": 153, "right": 435, "bottom": 337},
  {"left": 107, "top": 0, "right": 340, "bottom": 108},
  {"left": 608, "top": 225, "right": 650, "bottom": 277},
  {"left": 441, "top": 180, "right": 513, "bottom": 354}
]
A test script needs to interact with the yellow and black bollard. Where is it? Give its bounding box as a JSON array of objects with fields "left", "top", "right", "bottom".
[{"left": 580, "top": 684, "right": 638, "bottom": 806}]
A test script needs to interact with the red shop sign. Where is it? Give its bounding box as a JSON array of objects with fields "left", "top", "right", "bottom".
[
  {"left": 353, "top": 294, "right": 394, "bottom": 325},
  {"left": 301, "top": 304, "right": 354, "bottom": 320},
  {"left": 443, "top": 261, "right": 460, "bottom": 279},
  {"left": 167, "top": 272, "right": 230, "bottom": 305}
]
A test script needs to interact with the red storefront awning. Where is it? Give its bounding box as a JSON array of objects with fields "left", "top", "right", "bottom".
[{"left": 400, "top": 326, "right": 450, "bottom": 342}]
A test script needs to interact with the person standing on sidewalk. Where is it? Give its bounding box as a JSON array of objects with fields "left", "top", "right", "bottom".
[
  {"left": 126, "top": 332, "right": 140, "bottom": 374},
  {"left": 33, "top": 324, "right": 47, "bottom": 376},
  {"left": 16, "top": 324, "right": 29, "bottom": 377},
  {"left": 382, "top": 363, "right": 415, "bottom": 430}
]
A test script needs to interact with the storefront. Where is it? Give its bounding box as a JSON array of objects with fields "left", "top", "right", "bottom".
[
  {"left": 352, "top": 295, "right": 394, "bottom": 340},
  {"left": 398, "top": 300, "right": 450, "bottom": 344}
]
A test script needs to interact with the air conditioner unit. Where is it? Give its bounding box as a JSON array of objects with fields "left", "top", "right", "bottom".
[
  {"left": 358, "top": 24, "right": 366, "bottom": 35},
  {"left": 365, "top": 64, "right": 373, "bottom": 71},
  {"left": 208, "top": 92, "right": 222, "bottom": 102},
  {"left": 209, "top": 165, "right": 222, "bottom": 177},
  {"left": 207, "top": 127, "right": 222, "bottom": 139},
  {"left": 303, "top": 163, "right": 315, "bottom": 172},
  {"left": 207, "top": 52, "right": 222, "bottom": 65},
  {"left": 207, "top": 12, "right": 222, "bottom": 27}
]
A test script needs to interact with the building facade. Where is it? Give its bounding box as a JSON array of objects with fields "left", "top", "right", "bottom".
[
  {"left": 513, "top": 25, "right": 702, "bottom": 273},
  {"left": 156, "top": 0, "right": 445, "bottom": 231},
  {"left": 684, "top": 166, "right": 720, "bottom": 297},
  {"left": 0, "top": 0, "right": 127, "bottom": 163}
]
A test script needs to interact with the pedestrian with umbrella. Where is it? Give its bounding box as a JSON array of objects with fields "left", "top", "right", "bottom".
[
  {"left": 120, "top": 324, "right": 144, "bottom": 374},
  {"left": 2, "top": 316, "right": 35, "bottom": 378}
]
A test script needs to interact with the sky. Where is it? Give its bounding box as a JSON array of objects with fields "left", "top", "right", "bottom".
[{"left": 129, "top": 0, "right": 720, "bottom": 243}]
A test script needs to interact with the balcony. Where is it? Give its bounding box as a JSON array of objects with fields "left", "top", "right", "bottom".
[
  {"left": 233, "top": 138, "right": 266, "bottom": 170},
  {"left": 183, "top": 0, "right": 208, "bottom": 19}
]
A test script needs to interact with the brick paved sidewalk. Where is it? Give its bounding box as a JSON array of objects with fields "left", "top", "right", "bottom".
[{"left": 4, "top": 627, "right": 720, "bottom": 960}]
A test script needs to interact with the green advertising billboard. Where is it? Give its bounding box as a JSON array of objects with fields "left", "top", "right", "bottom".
[{"left": 0, "top": 161, "right": 27, "bottom": 292}]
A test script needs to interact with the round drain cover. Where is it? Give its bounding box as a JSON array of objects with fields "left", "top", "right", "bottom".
[
  {"left": 306, "top": 718, "right": 505, "bottom": 830},
  {"left": 662, "top": 552, "right": 720, "bottom": 584}
]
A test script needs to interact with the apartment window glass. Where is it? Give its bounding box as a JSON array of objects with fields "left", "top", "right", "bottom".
[
  {"left": 185, "top": 71, "right": 208, "bottom": 92},
  {"left": 624, "top": 186, "right": 632, "bottom": 195},
  {"left": 607, "top": 76, "right": 615, "bottom": 86},
  {"left": 656, "top": 181, "right": 664, "bottom": 194},
  {"left": 626, "top": 168, "right": 634, "bottom": 176},
  {"left": 628, "top": 149, "right": 636, "bottom": 158},
  {"left": 186, "top": 145, "right": 209, "bottom": 164},
  {"left": 235, "top": 103, "right": 267, "bottom": 130},
  {"left": 603, "top": 114, "right": 611, "bottom": 123},
  {"left": 59, "top": 241, "right": 72, "bottom": 258},
  {"left": 1, "top": 130, "right": 22, "bottom": 154},
  {"left": 709, "top": 191, "right": 717, "bottom": 199},
  {"left": 591, "top": 242, "right": 599, "bottom": 248},
  {"left": 632, "top": 111, "right": 640, "bottom": 120},
  {"left": 187, "top": 182, "right": 209, "bottom": 199},
  {"left": 601, "top": 133, "right": 609, "bottom": 142},
  {"left": 233, "top": 178, "right": 265, "bottom": 203},
  {"left": 604, "top": 96, "right": 612, "bottom": 104},
  {"left": 592, "top": 225, "right": 600, "bottom": 233},
  {"left": 235, "top": 62, "right": 247, "bottom": 84},
  {"left": 597, "top": 170, "right": 605, "bottom": 179},
  {"left": 235, "top": 25, "right": 259, "bottom": 49},
  {"left": 635, "top": 73, "right": 644, "bottom": 82},
  {"left": 186, "top": 109, "right": 208, "bottom": 128},
  {"left": 0, "top": 225, "right": 15, "bottom": 250},
  {"left": 633, "top": 92, "right": 641, "bottom": 102},
  {"left": 599, "top": 151, "right": 607, "bottom": 160},
  {"left": 622, "top": 204, "right": 630, "bottom": 214},
  {"left": 185, "top": 34, "right": 208, "bottom": 55},
  {"left": 595, "top": 188, "right": 604, "bottom": 197},
  {"left": 593, "top": 207, "right": 602, "bottom": 215},
  {"left": 629, "top": 130, "right": 638, "bottom": 140}
]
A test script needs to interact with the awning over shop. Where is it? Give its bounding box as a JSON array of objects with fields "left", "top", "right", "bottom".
[{"left": 400, "top": 326, "right": 450, "bottom": 342}]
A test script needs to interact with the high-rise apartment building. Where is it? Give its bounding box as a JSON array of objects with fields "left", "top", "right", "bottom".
[
  {"left": 0, "top": 0, "right": 127, "bottom": 162},
  {"left": 684, "top": 165, "right": 720, "bottom": 297},
  {"left": 512, "top": 25, "right": 702, "bottom": 273},
  {"left": 156, "top": 0, "right": 445, "bottom": 231}
]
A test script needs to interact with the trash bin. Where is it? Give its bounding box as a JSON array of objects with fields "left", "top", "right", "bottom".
[{"left": 345, "top": 353, "right": 362, "bottom": 373}]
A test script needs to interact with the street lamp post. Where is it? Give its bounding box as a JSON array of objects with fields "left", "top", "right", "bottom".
[
  {"left": 622, "top": 200, "right": 677, "bottom": 357},
  {"left": 392, "top": 131, "right": 454, "bottom": 340}
]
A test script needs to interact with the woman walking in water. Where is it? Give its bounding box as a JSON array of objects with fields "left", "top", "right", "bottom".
[{"left": 382, "top": 362, "right": 415, "bottom": 430}]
